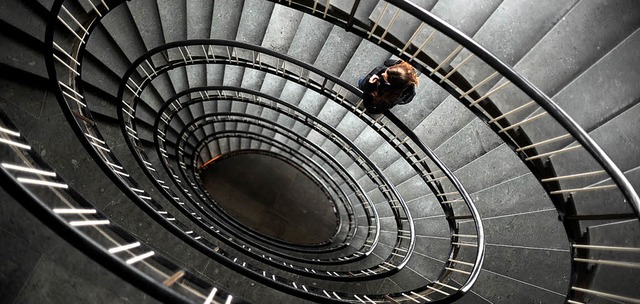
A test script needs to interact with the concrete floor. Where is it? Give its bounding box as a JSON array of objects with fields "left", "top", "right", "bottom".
[{"left": 199, "top": 152, "right": 338, "bottom": 245}]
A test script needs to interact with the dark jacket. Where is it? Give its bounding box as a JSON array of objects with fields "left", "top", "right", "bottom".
[{"left": 358, "top": 59, "right": 416, "bottom": 114}]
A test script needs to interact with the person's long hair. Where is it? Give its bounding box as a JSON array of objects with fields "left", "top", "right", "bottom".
[{"left": 369, "top": 61, "right": 419, "bottom": 108}]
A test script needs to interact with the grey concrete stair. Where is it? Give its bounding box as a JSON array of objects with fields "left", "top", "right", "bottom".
[
  {"left": 368, "top": 0, "right": 438, "bottom": 42},
  {"left": 451, "top": 0, "right": 579, "bottom": 93},
  {"left": 488, "top": 0, "right": 640, "bottom": 122},
  {"left": 2, "top": 0, "right": 640, "bottom": 303},
  {"left": 523, "top": 27, "right": 640, "bottom": 156},
  {"left": 584, "top": 219, "right": 640, "bottom": 301}
]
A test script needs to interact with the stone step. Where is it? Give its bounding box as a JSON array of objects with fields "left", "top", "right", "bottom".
[
  {"left": 520, "top": 27, "right": 640, "bottom": 157},
  {"left": 466, "top": 268, "right": 566, "bottom": 303},
  {"left": 432, "top": 117, "right": 503, "bottom": 171},
  {"left": 100, "top": 4, "right": 148, "bottom": 63},
  {"left": 550, "top": 103, "right": 640, "bottom": 220},
  {"left": 0, "top": 0, "right": 48, "bottom": 42},
  {"left": 255, "top": 11, "right": 335, "bottom": 143},
  {"left": 582, "top": 219, "right": 640, "bottom": 301},
  {"left": 487, "top": 0, "right": 640, "bottom": 122},
  {"left": 0, "top": 30, "right": 47, "bottom": 79},
  {"left": 127, "top": 0, "right": 166, "bottom": 50},
  {"left": 187, "top": 0, "right": 214, "bottom": 40},
  {"left": 451, "top": 0, "right": 579, "bottom": 95},
  {"left": 222, "top": 1, "right": 275, "bottom": 110},
  {"left": 449, "top": 143, "right": 530, "bottom": 195}
]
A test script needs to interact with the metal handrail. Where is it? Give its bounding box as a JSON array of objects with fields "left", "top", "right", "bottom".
[
  {"left": 0, "top": 111, "right": 242, "bottom": 304},
  {"left": 165, "top": 91, "right": 364, "bottom": 255},
  {"left": 116, "top": 40, "right": 482, "bottom": 300},
  {"left": 171, "top": 114, "right": 378, "bottom": 257},
  {"left": 267, "top": 1, "right": 639, "bottom": 302},
  {"left": 42, "top": 0, "right": 484, "bottom": 302},
  {"left": 154, "top": 88, "right": 368, "bottom": 256},
  {"left": 117, "top": 43, "right": 415, "bottom": 267},
  {"left": 384, "top": 0, "right": 640, "bottom": 215},
  {"left": 43, "top": 1, "right": 356, "bottom": 302}
]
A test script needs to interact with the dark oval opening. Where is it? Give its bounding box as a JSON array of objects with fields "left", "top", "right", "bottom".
[{"left": 199, "top": 151, "right": 338, "bottom": 245}]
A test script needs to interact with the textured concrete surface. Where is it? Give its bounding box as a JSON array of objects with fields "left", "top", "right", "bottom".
[{"left": 0, "top": 188, "right": 160, "bottom": 304}]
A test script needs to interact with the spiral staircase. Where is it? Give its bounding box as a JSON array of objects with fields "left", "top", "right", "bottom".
[{"left": 1, "top": 0, "right": 639, "bottom": 303}]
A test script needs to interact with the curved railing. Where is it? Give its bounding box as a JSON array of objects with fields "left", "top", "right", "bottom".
[
  {"left": 1, "top": 0, "right": 633, "bottom": 301},
  {"left": 0, "top": 111, "right": 244, "bottom": 304},
  {"left": 116, "top": 40, "right": 483, "bottom": 298},
  {"left": 264, "top": 0, "right": 640, "bottom": 302},
  {"left": 42, "top": 0, "right": 485, "bottom": 301},
  {"left": 171, "top": 109, "right": 376, "bottom": 259},
  {"left": 33, "top": 0, "right": 640, "bottom": 301}
]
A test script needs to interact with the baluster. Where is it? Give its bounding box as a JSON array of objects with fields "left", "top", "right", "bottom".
[
  {"left": 378, "top": 7, "right": 401, "bottom": 44},
  {"left": 469, "top": 80, "right": 512, "bottom": 106},
  {"left": 488, "top": 100, "right": 535, "bottom": 123},
  {"left": 85, "top": 0, "right": 102, "bottom": 17},
  {"left": 368, "top": 3, "right": 389, "bottom": 39},
  {"left": 323, "top": 0, "right": 332, "bottom": 18},
  {"left": 125, "top": 251, "right": 155, "bottom": 264},
  {"left": 516, "top": 134, "right": 572, "bottom": 152},
  {"left": 498, "top": 112, "right": 548, "bottom": 133},
  {"left": 459, "top": 71, "right": 498, "bottom": 99},
  {"left": 410, "top": 29, "right": 437, "bottom": 62},
  {"left": 401, "top": 23, "right": 425, "bottom": 55},
  {"left": 441, "top": 53, "right": 474, "bottom": 83}
]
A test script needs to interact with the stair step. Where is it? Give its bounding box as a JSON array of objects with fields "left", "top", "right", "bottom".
[
  {"left": 187, "top": 0, "right": 215, "bottom": 39},
  {"left": 452, "top": 0, "right": 579, "bottom": 93},
  {"left": 287, "top": 14, "right": 334, "bottom": 64},
  {"left": 433, "top": 117, "right": 503, "bottom": 171},
  {"left": 211, "top": 1, "right": 244, "bottom": 40},
  {"left": 312, "top": 26, "right": 362, "bottom": 77},
  {"left": 85, "top": 25, "right": 132, "bottom": 76},
  {"left": 0, "top": 32, "right": 47, "bottom": 78},
  {"left": 582, "top": 219, "right": 640, "bottom": 302},
  {"left": 127, "top": 0, "right": 166, "bottom": 50},
  {"left": 521, "top": 28, "right": 640, "bottom": 155},
  {"left": 450, "top": 143, "right": 529, "bottom": 194},
  {"left": 468, "top": 269, "right": 566, "bottom": 303},
  {"left": 236, "top": 0, "right": 275, "bottom": 45},
  {"left": 481, "top": 245, "right": 569, "bottom": 297},
  {"left": 368, "top": 0, "right": 438, "bottom": 42},
  {"left": 262, "top": 4, "right": 304, "bottom": 54},
  {"left": 100, "top": 4, "right": 148, "bottom": 63},
  {"left": 0, "top": 0, "right": 48, "bottom": 42},
  {"left": 158, "top": 1, "right": 187, "bottom": 43},
  {"left": 489, "top": 0, "right": 640, "bottom": 119}
]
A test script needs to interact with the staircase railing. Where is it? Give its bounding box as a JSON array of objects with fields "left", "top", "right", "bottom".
[
  {"left": 43, "top": 0, "right": 485, "bottom": 299},
  {"left": 0, "top": 110, "right": 244, "bottom": 304},
  {"left": 170, "top": 102, "right": 374, "bottom": 257},
  {"left": 269, "top": 0, "right": 640, "bottom": 302},
  {"left": 117, "top": 40, "right": 484, "bottom": 301},
  {"left": 6, "top": 0, "right": 636, "bottom": 301}
]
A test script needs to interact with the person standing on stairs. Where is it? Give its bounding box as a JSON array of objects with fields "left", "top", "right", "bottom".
[{"left": 358, "top": 59, "right": 419, "bottom": 114}]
